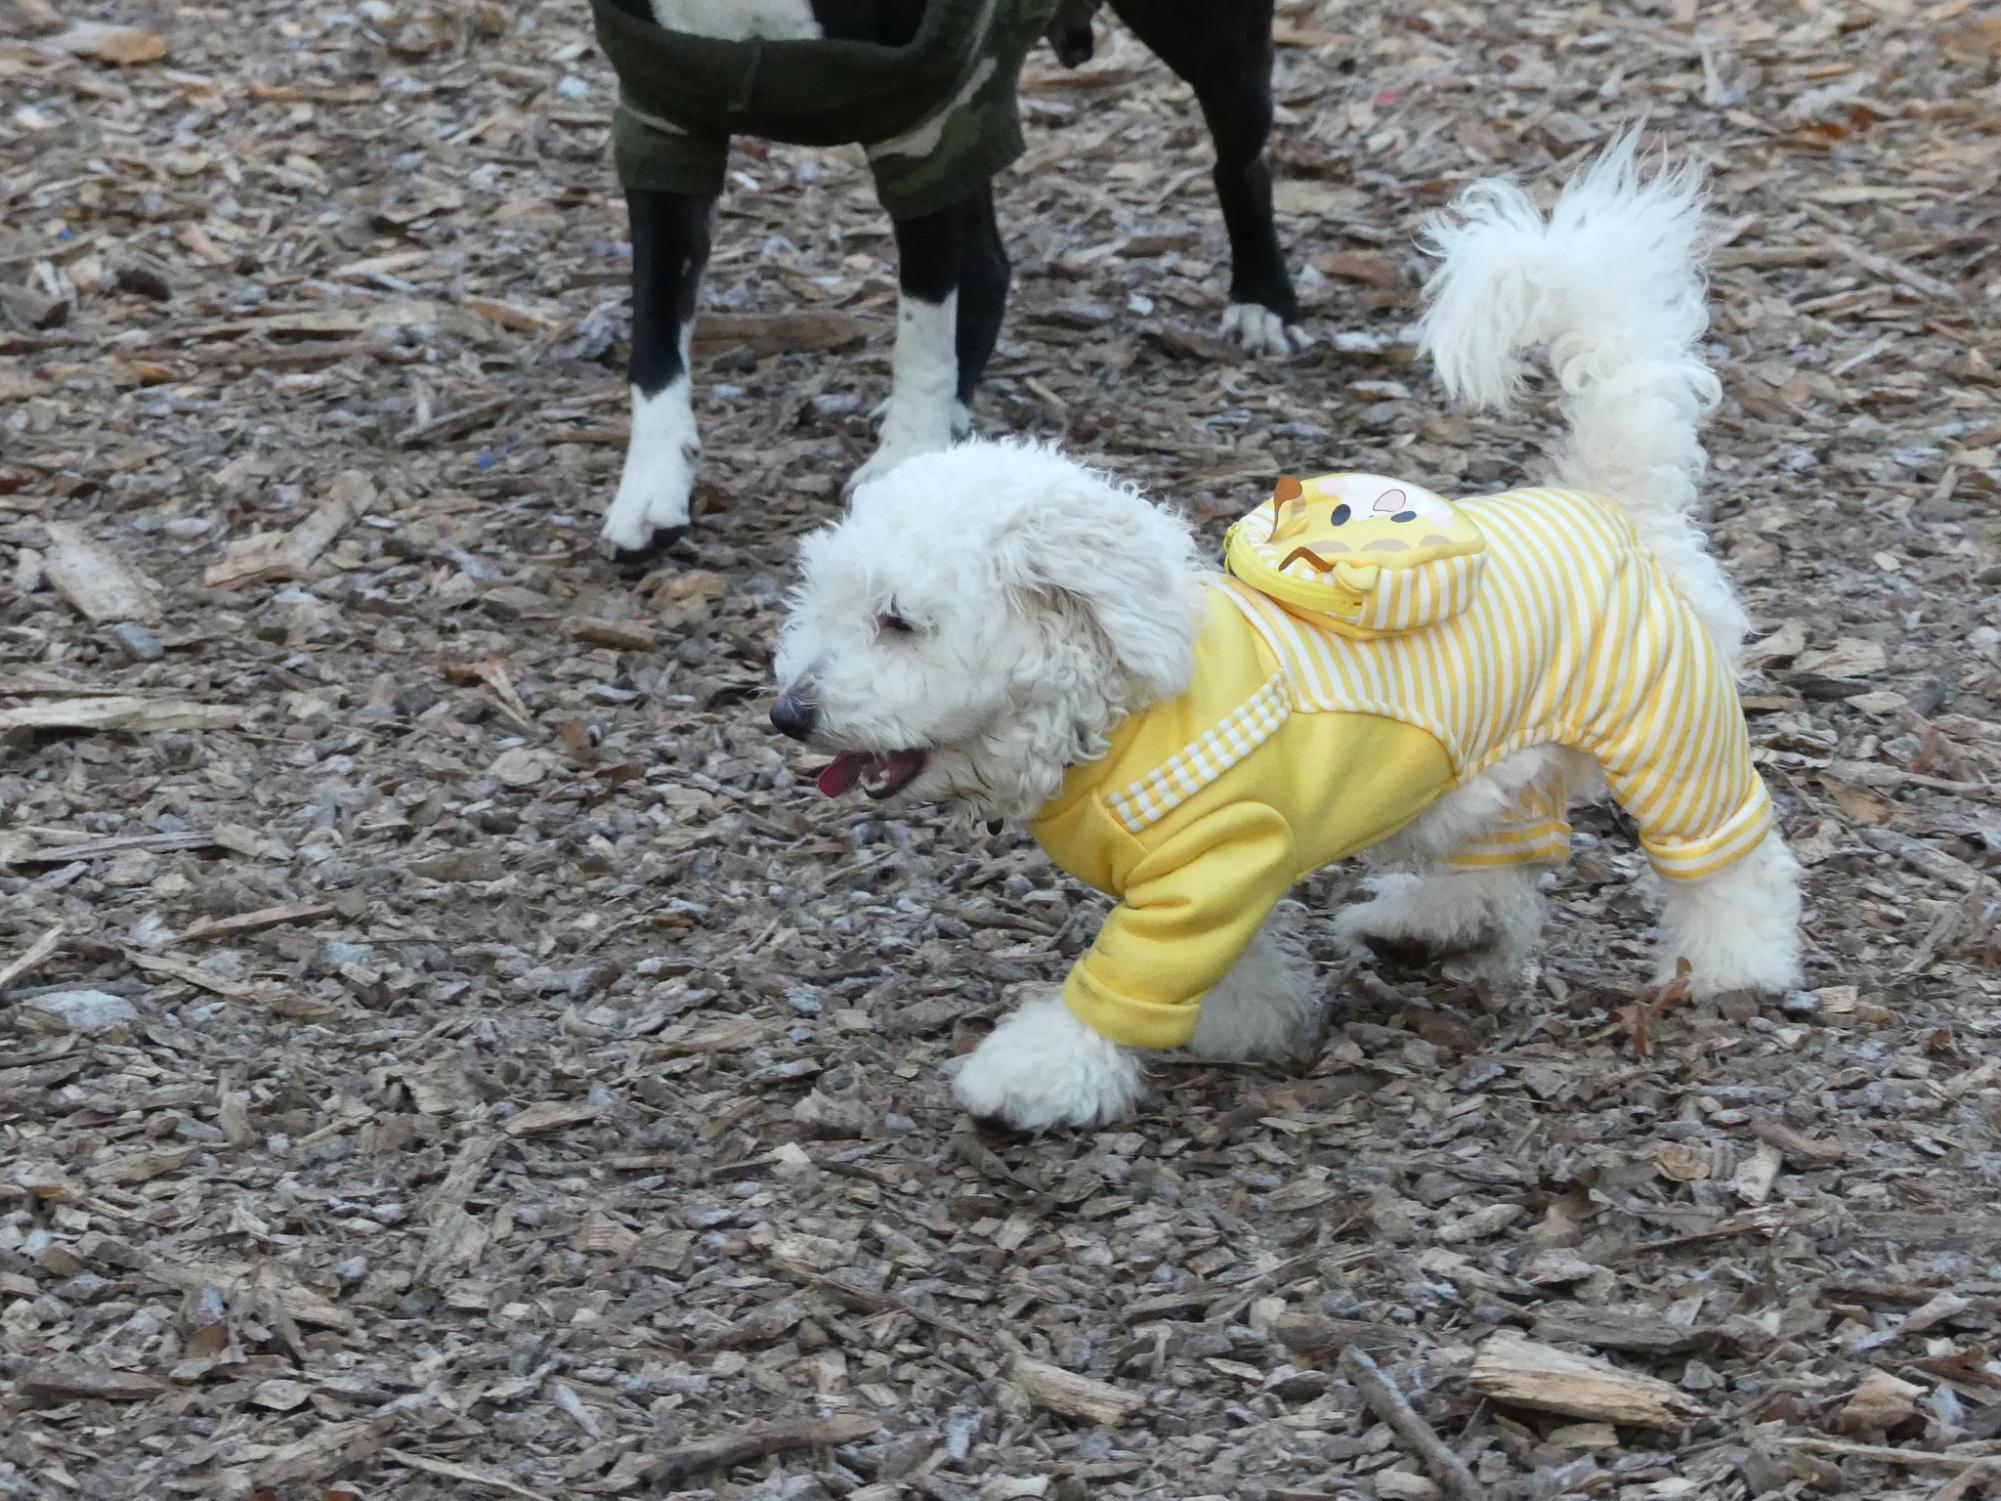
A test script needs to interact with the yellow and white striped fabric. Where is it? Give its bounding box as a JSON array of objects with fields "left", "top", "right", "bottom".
[
  {"left": 1441, "top": 783, "right": 1576, "bottom": 871},
  {"left": 1213, "top": 486, "right": 1772, "bottom": 883}
]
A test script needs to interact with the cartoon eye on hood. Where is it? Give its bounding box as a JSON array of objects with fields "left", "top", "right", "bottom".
[{"left": 1228, "top": 470, "right": 1490, "bottom": 638}]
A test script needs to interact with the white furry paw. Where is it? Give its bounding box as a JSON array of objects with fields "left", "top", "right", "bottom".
[
  {"left": 952, "top": 990, "right": 1145, "bottom": 1130},
  {"left": 950, "top": 400, "right": 973, "bottom": 441},
  {"left": 1185, "top": 913, "right": 1321, "bottom": 1062},
  {"left": 601, "top": 382, "right": 697, "bottom": 557},
  {"left": 1221, "top": 302, "right": 1311, "bottom": 359},
  {"left": 1335, "top": 869, "right": 1543, "bottom": 980},
  {"left": 845, "top": 429, "right": 950, "bottom": 497},
  {"left": 1656, "top": 832, "right": 1804, "bottom": 998},
  {"left": 1335, "top": 873, "right": 1476, "bottom": 954}
]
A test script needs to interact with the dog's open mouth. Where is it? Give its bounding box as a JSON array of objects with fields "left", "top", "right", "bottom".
[{"left": 816, "top": 749, "right": 929, "bottom": 800}]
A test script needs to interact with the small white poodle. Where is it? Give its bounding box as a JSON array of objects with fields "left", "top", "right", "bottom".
[{"left": 771, "top": 135, "right": 1804, "bottom": 1131}]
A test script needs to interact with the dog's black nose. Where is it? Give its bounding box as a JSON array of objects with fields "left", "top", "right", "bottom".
[{"left": 770, "top": 694, "right": 818, "bottom": 741}]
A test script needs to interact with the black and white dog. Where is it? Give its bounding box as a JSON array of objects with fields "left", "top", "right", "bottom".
[{"left": 596, "top": 0, "right": 1301, "bottom": 560}]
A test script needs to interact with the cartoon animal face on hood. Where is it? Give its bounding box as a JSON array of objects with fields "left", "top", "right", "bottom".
[{"left": 1226, "top": 472, "right": 1489, "bottom": 638}]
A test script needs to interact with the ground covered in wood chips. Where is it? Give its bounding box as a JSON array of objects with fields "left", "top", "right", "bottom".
[{"left": 5, "top": 0, "right": 2001, "bottom": 1497}]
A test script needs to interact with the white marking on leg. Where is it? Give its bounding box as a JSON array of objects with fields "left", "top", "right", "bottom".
[
  {"left": 1221, "top": 301, "right": 1311, "bottom": 359},
  {"left": 849, "top": 291, "right": 958, "bottom": 493},
  {"left": 602, "top": 368, "right": 697, "bottom": 552},
  {"left": 645, "top": 0, "right": 820, "bottom": 40}
]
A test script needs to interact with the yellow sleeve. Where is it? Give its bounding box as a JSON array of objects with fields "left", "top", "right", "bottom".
[{"left": 1061, "top": 801, "right": 1297, "bottom": 1050}]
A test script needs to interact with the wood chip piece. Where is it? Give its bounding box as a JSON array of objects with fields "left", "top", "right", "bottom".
[
  {"left": 20, "top": 1362, "right": 169, "bottom": 1402},
  {"left": 690, "top": 310, "right": 878, "bottom": 359},
  {"left": 644, "top": 1413, "right": 883, "bottom": 1487},
  {"left": 52, "top": 21, "right": 167, "bottom": 64},
  {"left": 385, "top": 1449, "right": 547, "bottom": 1500},
  {"left": 1792, "top": 636, "right": 1888, "bottom": 679},
  {"left": 125, "top": 950, "right": 258, "bottom": 1001},
  {"left": 1752, "top": 1119, "right": 1846, "bottom": 1166},
  {"left": 1008, "top": 1355, "right": 1145, "bottom": 1425},
  {"left": 0, "top": 697, "right": 239, "bottom": 733},
  {"left": 1468, "top": 1332, "right": 1704, "bottom": 1427},
  {"left": 254, "top": 1421, "right": 388, "bottom": 1487},
  {"left": 202, "top": 471, "right": 375, "bottom": 589},
  {"left": 1732, "top": 1141, "right": 1784, "bottom": 1206},
  {"left": 41, "top": 523, "right": 162, "bottom": 623},
  {"left": 500, "top": 1099, "right": 600, "bottom": 1137},
  {"left": 180, "top": 902, "right": 336, "bottom": 943},
  {"left": 1528, "top": 1305, "right": 1722, "bottom": 1357},
  {"left": 419, "top": 1134, "right": 499, "bottom": 1279},
  {"left": 569, "top": 617, "right": 656, "bottom": 651},
  {"left": 1838, "top": 1370, "right": 1925, "bottom": 1433},
  {"left": 0, "top": 925, "right": 64, "bottom": 991}
]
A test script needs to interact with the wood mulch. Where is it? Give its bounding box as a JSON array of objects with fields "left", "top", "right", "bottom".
[{"left": 3, "top": 0, "right": 1999, "bottom": 1497}]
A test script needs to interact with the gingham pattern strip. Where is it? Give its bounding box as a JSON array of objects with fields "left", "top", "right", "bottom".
[{"left": 1107, "top": 673, "right": 1291, "bottom": 835}]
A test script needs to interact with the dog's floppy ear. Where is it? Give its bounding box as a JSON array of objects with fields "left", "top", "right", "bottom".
[{"left": 1004, "top": 465, "right": 1207, "bottom": 704}]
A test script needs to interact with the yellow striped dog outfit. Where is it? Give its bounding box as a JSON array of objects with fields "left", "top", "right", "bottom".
[{"left": 1029, "top": 473, "right": 1773, "bottom": 1051}]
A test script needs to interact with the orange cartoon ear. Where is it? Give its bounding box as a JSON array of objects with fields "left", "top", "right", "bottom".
[
  {"left": 1372, "top": 488, "right": 1406, "bottom": 514},
  {"left": 1268, "top": 474, "right": 1306, "bottom": 532}
]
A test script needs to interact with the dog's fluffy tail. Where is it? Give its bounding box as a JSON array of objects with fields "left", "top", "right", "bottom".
[{"left": 1418, "top": 130, "right": 1748, "bottom": 662}]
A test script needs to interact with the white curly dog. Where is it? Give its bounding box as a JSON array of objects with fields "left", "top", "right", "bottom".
[{"left": 771, "top": 137, "right": 1804, "bottom": 1130}]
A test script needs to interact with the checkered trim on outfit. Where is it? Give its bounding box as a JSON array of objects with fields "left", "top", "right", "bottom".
[{"left": 1107, "top": 673, "right": 1291, "bottom": 835}]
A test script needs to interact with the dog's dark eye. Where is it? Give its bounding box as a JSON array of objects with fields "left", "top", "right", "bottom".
[{"left": 878, "top": 609, "right": 916, "bottom": 636}]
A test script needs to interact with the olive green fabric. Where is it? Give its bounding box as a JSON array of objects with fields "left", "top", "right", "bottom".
[{"left": 590, "top": 0, "right": 1056, "bottom": 219}]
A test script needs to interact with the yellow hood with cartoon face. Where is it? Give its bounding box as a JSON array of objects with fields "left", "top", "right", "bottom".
[{"left": 1225, "top": 472, "right": 1487, "bottom": 638}]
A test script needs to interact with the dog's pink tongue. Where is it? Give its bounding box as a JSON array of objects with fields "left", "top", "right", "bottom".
[{"left": 817, "top": 753, "right": 868, "bottom": 798}]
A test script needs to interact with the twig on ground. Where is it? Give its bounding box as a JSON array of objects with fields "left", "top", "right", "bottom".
[
  {"left": 1339, "top": 1346, "right": 1482, "bottom": 1501},
  {"left": 643, "top": 1413, "right": 883, "bottom": 1487}
]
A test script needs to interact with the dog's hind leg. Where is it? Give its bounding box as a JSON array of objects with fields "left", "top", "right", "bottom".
[
  {"left": 1335, "top": 866, "right": 1546, "bottom": 984},
  {"left": 602, "top": 189, "right": 714, "bottom": 561},
  {"left": 1109, "top": 0, "right": 1302, "bottom": 356},
  {"left": 1653, "top": 829, "right": 1803, "bottom": 997},
  {"left": 1335, "top": 754, "right": 1573, "bottom": 981},
  {"left": 849, "top": 196, "right": 971, "bottom": 492},
  {"left": 1186, "top": 902, "right": 1321, "bottom": 1062}
]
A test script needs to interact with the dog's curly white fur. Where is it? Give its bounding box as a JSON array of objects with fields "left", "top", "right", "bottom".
[
  {"left": 952, "top": 987, "right": 1147, "bottom": 1129},
  {"left": 777, "top": 133, "right": 1803, "bottom": 1129},
  {"left": 1184, "top": 905, "right": 1322, "bottom": 1063}
]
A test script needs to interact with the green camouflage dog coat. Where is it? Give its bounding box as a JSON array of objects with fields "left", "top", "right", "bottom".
[{"left": 589, "top": 0, "right": 1058, "bottom": 220}]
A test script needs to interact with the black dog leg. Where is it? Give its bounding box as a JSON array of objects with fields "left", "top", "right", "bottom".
[
  {"left": 953, "top": 181, "right": 1010, "bottom": 438},
  {"left": 602, "top": 188, "right": 714, "bottom": 560},
  {"left": 1110, "top": 0, "right": 1302, "bottom": 355}
]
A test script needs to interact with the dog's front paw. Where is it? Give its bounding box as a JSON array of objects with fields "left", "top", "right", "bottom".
[
  {"left": 952, "top": 991, "right": 1144, "bottom": 1130},
  {"left": 1221, "top": 302, "right": 1311, "bottom": 359},
  {"left": 846, "top": 430, "right": 949, "bottom": 497},
  {"left": 601, "top": 391, "right": 698, "bottom": 561}
]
